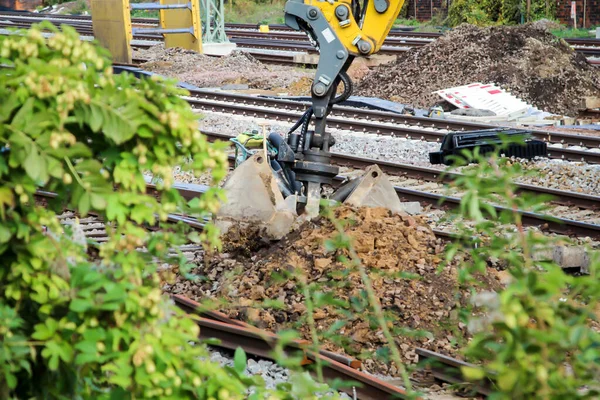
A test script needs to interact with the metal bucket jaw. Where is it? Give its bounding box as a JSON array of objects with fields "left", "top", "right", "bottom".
[
  {"left": 214, "top": 152, "right": 297, "bottom": 240},
  {"left": 333, "top": 165, "right": 410, "bottom": 214}
]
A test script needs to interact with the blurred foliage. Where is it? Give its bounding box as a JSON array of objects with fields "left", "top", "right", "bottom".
[
  {"left": 0, "top": 22, "right": 263, "bottom": 399},
  {"left": 447, "top": 0, "right": 556, "bottom": 26},
  {"left": 442, "top": 141, "right": 600, "bottom": 398}
]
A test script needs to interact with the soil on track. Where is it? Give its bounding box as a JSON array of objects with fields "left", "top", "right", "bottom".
[
  {"left": 163, "top": 206, "right": 504, "bottom": 376},
  {"left": 357, "top": 24, "right": 600, "bottom": 116}
]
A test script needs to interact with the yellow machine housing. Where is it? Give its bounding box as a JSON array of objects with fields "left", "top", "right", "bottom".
[
  {"left": 91, "top": 0, "right": 203, "bottom": 64},
  {"left": 308, "top": 0, "right": 405, "bottom": 57}
]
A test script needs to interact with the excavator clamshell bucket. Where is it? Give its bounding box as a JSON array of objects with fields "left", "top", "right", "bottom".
[
  {"left": 337, "top": 165, "right": 421, "bottom": 215},
  {"left": 214, "top": 152, "right": 297, "bottom": 240}
]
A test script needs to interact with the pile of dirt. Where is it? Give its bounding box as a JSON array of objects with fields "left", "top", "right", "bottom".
[
  {"left": 133, "top": 45, "right": 311, "bottom": 90},
  {"left": 357, "top": 24, "right": 600, "bottom": 116},
  {"left": 163, "top": 206, "right": 504, "bottom": 375}
]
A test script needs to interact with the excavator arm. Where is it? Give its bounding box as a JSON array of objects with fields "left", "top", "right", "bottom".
[
  {"left": 215, "top": 0, "right": 409, "bottom": 238},
  {"left": 282, "top": 0, "right": 405, "bottom": 215}
]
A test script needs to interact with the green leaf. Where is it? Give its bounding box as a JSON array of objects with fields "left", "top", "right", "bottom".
[
  {"left": 11, "top": 97, "right": 34, "bottom": 130},
  {"left": 461, "top": 366, "right": 485, "bottom": 381},
  {"left": 75, "top": 353, "right": 100, "bottom": 365},
  {"left": 74, "top": 341, "right": 97, "bottom": 354},
  {"left": 497, "top": 369, "right": 519, "bottom": 391},
  {"left": 0, "top": 187, "right": 15, "bottom": 218},
  {"left": 32, "top": 323, "right": 54, "bottom": 341},
  {"left": 24, "top": 147, "right": 46, "bottom": 182},
  {"left": 5, "top": 371, "right": 16, "bottom": 389},
  {"left": 89, "top": 99, "right": 141, "bottom": 145},
  {"left": 0, "top": 224, "right": 11, "bottom": 244},
  {"left": 0, "top": 92, "right": 19, "bottom": 123},
  {"left": 89, "top": 104, "right": 103, "bottom": 132},
  {"left": 46, "top": 156, "right": 64, "bottom": 179},
  {"left": 90, "top": 193, "right": 107, "bottom": 210},
  {"left": 233, "top": 347, "right": 247, "bottom": 374},
  {"left": 70, "top": 298, "right": 92, "bottom": 313}
]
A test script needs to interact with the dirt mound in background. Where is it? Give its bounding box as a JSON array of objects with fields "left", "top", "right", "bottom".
[
  {"left": 163, "top": 206, "right": 503, "bottom": 375},
  {"left": 134, "top": 45, "right": 310, "bottom": 89},
  {"left": 357, "top": 24, "right": 600, "bottom": 116}
]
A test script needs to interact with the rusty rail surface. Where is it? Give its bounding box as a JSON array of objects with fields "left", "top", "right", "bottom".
[
  {"left": 172, "top": 295, "right": 411, "bottom": 400},
  {"left": 416, "top": 348, "right": 492, "bottom": 397}
]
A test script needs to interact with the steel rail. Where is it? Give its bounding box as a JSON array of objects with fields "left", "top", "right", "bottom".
[
  {"left": 186, "top": 89, "right": 493, "bottom": 131},
  {"left": 172, "top": 295, "right": 362, "bottom": 369},
  {"left": 415, "top": 348, "right": 492, "bottom": 397},
  {"left": 185, "top": 89, "right": 600, "bottom": 148},
  {"left": 145, "top": 149, "right": 600, "bottom": 239},
  {"left": 1, "top": 13, "right": 599, "bottom": 58},
  {"left": 392, "top": 185, "right": 600, "bottom": 238},
  {"left": 172, "top": 295, "right": 411, "bottom": 400},
  {"left": 185, "top": 94, "right": 600, "bottom": 163},
  {"left": 202, "top": 130, "right": 600, "bottom": 210}
]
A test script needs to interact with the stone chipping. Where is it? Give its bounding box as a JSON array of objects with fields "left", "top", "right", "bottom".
[
  {"left": 163, "top": 206, "right": 504, "bottom": 376},
  {"left": 133, "top": 45, "right": 311, "bottom": 89}
]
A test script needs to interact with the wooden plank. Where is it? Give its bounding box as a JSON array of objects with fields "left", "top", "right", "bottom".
[{"left": 90, "top": 0, "right": 132, "bottom": 64}]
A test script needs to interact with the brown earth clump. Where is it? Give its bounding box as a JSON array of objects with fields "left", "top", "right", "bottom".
[
  {"left": 357, "top": 24, "right": 600, "bottom": 116},
  {"left": 163, "top": 206, "right": 504, "bottom": 375},
  {"left": 133, "top": 45, "right": 311, "bottom": 89}
]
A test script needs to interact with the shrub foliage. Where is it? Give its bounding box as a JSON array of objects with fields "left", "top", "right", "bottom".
[{"left": 0, "top": 22, "right": 250, "bottom": 399}]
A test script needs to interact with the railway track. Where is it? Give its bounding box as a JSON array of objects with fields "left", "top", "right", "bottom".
[
  {"left": 415, "top": 348, "right": 492, "bottom": 397},
  {"left": 39, "top": 193, "right": 587, "bottom": 399},
  {"left": 166, "top": 154, "right": 600, "bottom": 239},
  {"left": 202, "top": 130, "right": 600, "bottom": 212},
  {"left": 50, "top": 204, "right": 476, "bottom": 399},
  {"left": 1, "top": 12, "right": 600, "bottom": 60},
  {"left": 48, "top": 205, "right": 412, "bottom": 399},
  {"left": 184, "top": 89, "right": 600, "bottom": 164},
  {"left": 173, "top": 295, "right": 413, "bottom": 400}
]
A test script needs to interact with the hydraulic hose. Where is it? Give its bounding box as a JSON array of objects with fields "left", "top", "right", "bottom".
[{"left": 331, "top": 70, "right": 353, "bottom": 105}]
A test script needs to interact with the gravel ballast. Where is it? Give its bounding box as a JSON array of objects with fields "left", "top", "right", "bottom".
[
  {"left": 357, "top": 24, "right": 600, "bottom": 116},
  {"left": 198, "top": 111, "right": 600, "bottom": 196}
]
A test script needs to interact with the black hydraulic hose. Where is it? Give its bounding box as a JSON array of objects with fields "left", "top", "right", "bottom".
[
  {"left": 287, "top": 107, "right": 312, "bottom": 135},
  {"left": 331, "top": 71, "right": 353, "bottom": 105},
  {"left": 301, "top": 108, "right": 313, "bottom": 136}
]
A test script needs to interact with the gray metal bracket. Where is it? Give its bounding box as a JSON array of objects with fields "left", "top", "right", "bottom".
[
  {"left": 130, "top": 2, "right": 192, "bottom": 10},
  {"left": 284, "top": 1, "right": 349, "bottom": 122},
  {"left": 132, "top": 27, "right": 195, "bottom": 36}
]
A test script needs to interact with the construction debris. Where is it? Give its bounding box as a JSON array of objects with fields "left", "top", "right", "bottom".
[
  {"left": 163, "top": 206, "right": 503, "bottom": 375},
  {"left": 357, "top": 24, "right": 600, "bottom": 116}
]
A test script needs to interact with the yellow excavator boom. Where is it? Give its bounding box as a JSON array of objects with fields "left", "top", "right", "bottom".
[{"left": 306, "top": 0, "right": 405, "bottom": 56}]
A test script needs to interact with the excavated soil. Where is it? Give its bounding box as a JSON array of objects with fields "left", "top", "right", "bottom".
[
  {"left": 357, "top": 24, "right": 600, "bottom": 116},
  {"left": 163, "top": 206, "right": 504, "bottom": 375},
  {"left": 133, "top": 45, "right": 311, "bottom": 89}
]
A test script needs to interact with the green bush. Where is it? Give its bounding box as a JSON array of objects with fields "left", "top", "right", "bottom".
[
  {"left": 0, "top": 22, "right": 255, "bottom": 399},
  {"left": 447, "top": 0, "right": 556, "bottom": 26},
  {"left": 444, "top": 145, "right": 600, "bottom": 398}
]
